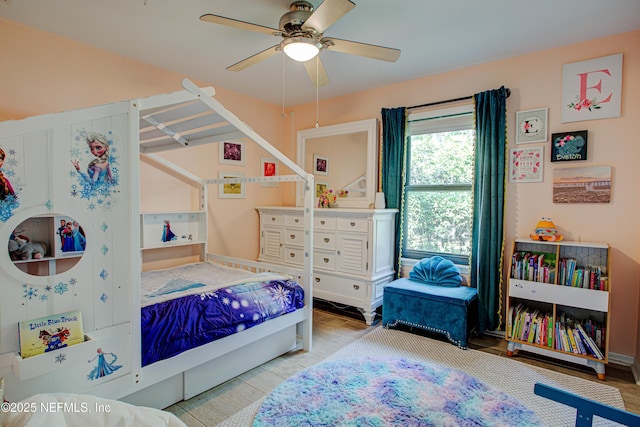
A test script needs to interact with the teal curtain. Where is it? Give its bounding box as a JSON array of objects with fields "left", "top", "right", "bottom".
[
  {"left": 381, "top": 107, "right": 407, "bottom": 279},
  {"left": 471, "top": 87, "right": 509, "bottom": 333}
]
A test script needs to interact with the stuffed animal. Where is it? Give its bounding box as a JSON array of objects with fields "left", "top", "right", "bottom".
[
  {"left": 530, "top": 217, "right": 563, "bottom": 242},
  {"left": 8, "top": 238, "right": 48, "bottom": 260}
]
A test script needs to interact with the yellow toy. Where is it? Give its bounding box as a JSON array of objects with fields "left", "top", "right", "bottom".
[{"left": 530, "top": 217, "right": 563, "bottom": 241}]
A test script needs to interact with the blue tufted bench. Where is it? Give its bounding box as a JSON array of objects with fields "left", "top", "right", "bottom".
[{"left": 382, "top": 278, "right": 478, "bottom": 348}]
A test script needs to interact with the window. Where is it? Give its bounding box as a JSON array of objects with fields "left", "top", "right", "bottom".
[{"left": 403, "top": 105, "right": 475, "bottom": 265}]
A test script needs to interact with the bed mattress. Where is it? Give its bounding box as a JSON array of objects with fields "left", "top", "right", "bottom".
[{"left": 141, "top": 262, "right": 304, "bottom": 366}]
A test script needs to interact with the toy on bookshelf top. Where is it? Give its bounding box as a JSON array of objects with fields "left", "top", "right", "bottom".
[
  {"left": 18, "top": 310, "right": 84, "bottom": 359},
  {"left": 529, "top": 217, "right": 563, "bottom": 242}
]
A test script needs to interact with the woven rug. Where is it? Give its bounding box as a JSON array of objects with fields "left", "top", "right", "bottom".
[{"left": 217, "top": 327, "right": 626, "bottom": 427}]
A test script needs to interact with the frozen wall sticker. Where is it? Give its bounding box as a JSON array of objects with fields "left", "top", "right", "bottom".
[
  {"left": 70, "top": 130, "right": 120, "bottom": 209},
  {"left": 562, "top": 54, "right": 622, "bottom": 123},
  {"left": 0, "top": 146, "right": 20, "bottom": 221}
]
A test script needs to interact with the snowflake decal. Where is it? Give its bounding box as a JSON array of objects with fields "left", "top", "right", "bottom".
[
  {"left": 22, "top": 284, "right": 38, "bottom": 300},
  {"left": 269, "top": 284, "right": 292, "bottom": 306},
  {"left": 55, "top": 353, "right": 67, "bottom": 364},
  {"left": 68, "top": 277, "right": 77, "bottom": 286},
  {"left": 54, "top": 282, "right": 69, "bottom": 295}
]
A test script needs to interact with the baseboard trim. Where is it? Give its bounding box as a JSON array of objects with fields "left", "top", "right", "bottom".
[
  {"left": 631, "top": 359, "right": 640, "bottom": 385},
  {"left": 608, "top": 351, "right": 634, "bottom": 367}
]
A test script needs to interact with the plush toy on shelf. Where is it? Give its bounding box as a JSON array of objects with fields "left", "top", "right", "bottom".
[{"left": 530, "top": 217, "right": 563, "bottom": 242}]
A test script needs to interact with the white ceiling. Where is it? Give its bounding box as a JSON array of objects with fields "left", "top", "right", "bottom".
[{"left": 2, "top": 0, "right": 639, "bottom": 107}]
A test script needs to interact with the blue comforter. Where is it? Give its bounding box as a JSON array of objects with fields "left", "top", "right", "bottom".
[{"left": 141, "top": 278, "right": 304, "bottom": 366}]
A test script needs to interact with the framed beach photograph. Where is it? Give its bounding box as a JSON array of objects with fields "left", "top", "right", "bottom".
[
  {"left": 313, "top": 154, "right": 329, "bottom": 176},
  {"left": 218, "top": 172, "right": 245, "bottom": 199},
  {"left": 551, "top": 130, "right": 588, "bottom": 162},
  {"left": 260, "top": 156, "right": 279, "bottom": 187},
  {"left": 219, "top": 140, "right": 245, "bottom": 165},
  {"left": 516, "top": 108, "right": 548, "bottom": 144},
  {"left": 509, "top": 146, "right": 544, "bottom": 183},
  {"left": 553, "top": 165, "right": 611, "bottom": 203}
]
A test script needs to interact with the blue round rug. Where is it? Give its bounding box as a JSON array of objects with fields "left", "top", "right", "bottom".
[{"left": 253, "top": 357, "right": 544, "bottom": 426}]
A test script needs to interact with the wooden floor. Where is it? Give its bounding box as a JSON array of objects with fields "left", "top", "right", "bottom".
[{"left": 166, "top": 306, "right": 639, "bottom": 427}]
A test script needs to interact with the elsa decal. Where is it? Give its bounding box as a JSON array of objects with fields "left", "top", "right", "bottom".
[
  {"left": 87, "top": 347, "right": 122, "bottom": 380},
  {"left": 71, "top": 130, "right": 119, "bottom": 209}
]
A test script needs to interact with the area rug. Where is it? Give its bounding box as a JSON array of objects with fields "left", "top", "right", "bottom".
[
  {"left": 253, "top": 357, "right": 544, "bottom": 426},
  {"left": 217, "top": 327, "right": 626, "bottom": 427}
]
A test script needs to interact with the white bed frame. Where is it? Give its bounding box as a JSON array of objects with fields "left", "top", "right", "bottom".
[
  {"left": 122, "top": 80, "right": 316, "bottom": 408},
  {"left": 0, "top": 79, "right": 315, "bottom": 409}
]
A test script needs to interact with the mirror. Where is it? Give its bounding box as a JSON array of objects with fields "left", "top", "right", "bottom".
[{"left": 297, "top": 118, "right": 377, "bottom": 209}]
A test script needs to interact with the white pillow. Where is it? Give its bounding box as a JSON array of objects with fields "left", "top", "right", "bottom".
[{"left": 2, "top": 393, "right": 186, "bottom": 427}]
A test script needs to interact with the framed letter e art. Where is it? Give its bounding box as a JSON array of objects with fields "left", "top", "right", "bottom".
[{"left": 516, "top": 108, "right": 548, "bottom": 144}]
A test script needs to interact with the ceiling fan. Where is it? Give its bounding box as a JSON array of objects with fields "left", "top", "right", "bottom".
[{"left": 200, "top": 0, "right": 401, "bottom": 87}]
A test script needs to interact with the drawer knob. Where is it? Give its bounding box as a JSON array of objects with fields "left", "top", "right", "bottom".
[
  {"left": 271, "top": 217, "right": 276, "bottom": 221},
  {"left": 353, "top": 284, "right": 360, "bottom": 290},
  {"left": 323, "top": 258, "right": 329, "bottom": 263},
  {"left": 289, "top": 253, "right": 295, "bottom": 258},
  {"left": 350, "top": 222, "right": 355, "bottom": 226},
  {"left": 290, "top": 234, "right": 296, "bottom": 239},
  {"left": 324, "top": 237, "right": 330, "bottom": 243},
  {"left": 294, "top": 218, "right": 299, "bottom": 223},
  {"left": 320, "top": 220, "right": 326, "bottom": 225},
  {"left": 315, "top": 277, "right": 321, "bottom": 283}
]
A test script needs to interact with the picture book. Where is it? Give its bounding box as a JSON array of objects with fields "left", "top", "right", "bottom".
[{"left": 18, "top": 310, "right": 84, "bottom": 358}]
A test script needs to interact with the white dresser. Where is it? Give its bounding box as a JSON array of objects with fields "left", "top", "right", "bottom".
[{"left": 257, "top": 206, "right": 397, "bottom": 324}]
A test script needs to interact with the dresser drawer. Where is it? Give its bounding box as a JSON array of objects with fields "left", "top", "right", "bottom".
[
  {"left": 285, "top": 228, "right": 305, "bottom": 246},
  {"left": 285, "top": 215, "right": 304, "bottom": 227},
  {"left": 312, "top": 273, "right": 366, "bottom": 300},
  {"left": 337, "top": 217, "right": 368, "bottom": 233},
  {"left": 314, "top": 251, "right": 336, "bottom": 271},
  {"left": 315, "top": 217, "right": 337, "bottom": 230},
  {"left": 314, "top": 231, "right": 337, "bottom": 250},
  {"left": 283, "top": 245, "right": 304, "bottom": 265},
  {"left": 263, "top": 213, "right": 284, "bottom": 226}
]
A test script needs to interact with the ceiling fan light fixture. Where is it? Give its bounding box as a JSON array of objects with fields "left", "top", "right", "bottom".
[{"left": 281, "top": 37, "right": 321, "bottom": 62}]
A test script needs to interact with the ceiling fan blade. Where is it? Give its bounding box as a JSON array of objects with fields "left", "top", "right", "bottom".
[
  {"left": 302, "top": 0, "right": 355, "bottom": 34},
  {"left": 227, "top": 45, "right": 280, "bottom": 71},
  {"left": 200, "top": 14, "right": 279, "bottom": 36},
  {"left": 303, "top": 57, "right": 330, "bottom": 87},
  {"left": 323, "top": 37, "right": 401, "bottom": 62}
]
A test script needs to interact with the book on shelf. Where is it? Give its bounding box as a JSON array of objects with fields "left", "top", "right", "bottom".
[
  {"left": 18, "top": 310, "right": 84, "bottom": 359},
  {"left": 558, "top": 258, "right": 608, "bottom": 290},
  {"left": 511, "top": 251, "right": 556, "bottom": 284}
]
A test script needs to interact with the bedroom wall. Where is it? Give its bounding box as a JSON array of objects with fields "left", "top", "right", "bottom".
[
  {"left": 1, "top": 17, "right": 638, "bottom": 360},
  {"left": 0, "top": 18, "right": 292, "bottom": 266},
  {"left": 287, "top": 31, "right": 640, "bottom": 360}
]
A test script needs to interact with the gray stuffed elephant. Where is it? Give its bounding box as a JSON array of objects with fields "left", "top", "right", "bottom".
[{"left": 8, "top": 239, "right": 48, "bottom": 260}]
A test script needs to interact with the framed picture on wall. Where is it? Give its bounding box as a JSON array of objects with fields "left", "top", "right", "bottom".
[
  {"left": 218, "top": 172, "right": 245, "bottom": 199},
  {"left": 509, "top": 146, "right": 544, "bottom": 183},
  {"left": 516, "top": 108, "right": 548, "bottom": 144},
  {"left": 260, "top": 156, "right": 279, "bottom": 187},
  {"left": 313, "top": 154, "right": 329, "bottom": 176},
  {"left": 315, "top": 181, "right": 328, "bottom": 197},
  {"left": 219, "top": 140, "right": 245, "bottom": 165},
  {"left": 551, "top": 130, "right": 588, "bottom": 162},
  {"left": 553, "top": 165, "right": 611, "bottom": 203}
]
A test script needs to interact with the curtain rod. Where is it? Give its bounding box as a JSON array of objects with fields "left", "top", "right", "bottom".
[{"left": 407, "top": 88, "right": 511, "bottom": 110}]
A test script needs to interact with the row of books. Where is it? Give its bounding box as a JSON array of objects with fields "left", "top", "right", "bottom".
[
  {"left": 507, "top": 304, "right": 605, "bottom": 359},
  {"left": 557, "top": 258, "right": 608, "bottom": 290},
  {"left": 510, "top": 251, "right": 556, "bottom": 284}
]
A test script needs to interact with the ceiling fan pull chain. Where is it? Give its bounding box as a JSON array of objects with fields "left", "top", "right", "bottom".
[{"left": 315, "top": 55, "right": 319, "bottom": 128}]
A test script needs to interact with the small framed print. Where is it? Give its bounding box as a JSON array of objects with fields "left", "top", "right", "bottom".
[
  {"left": 261, "top": 156, "right": 279, "bottom": 187},
  {"left": 218, "top": 172, "right": 245, "bottom": 199},
  {"left": 551, "top": 130, "right": 587, "bottom": 162},
  {"left": 219, "top": 140, "right": 245, "bottom": 165},
  {"left": 313, "top": 154, "right": 329, "bottom": 176},
  {"left": 509, "top": 146, "right": 544, "bottom": 183},
  {"left": 516, "top": 108, "right": 548, "bottom": 144},
  {"left": 315, "top": 181, "right": 328, "bottom": 197}
]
